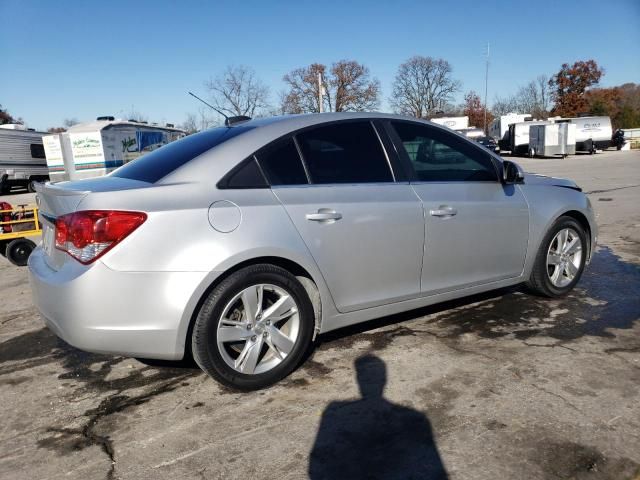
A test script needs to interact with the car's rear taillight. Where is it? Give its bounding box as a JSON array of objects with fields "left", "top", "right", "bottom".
[{"left": 55, "top": 210, "right": 147, "bottom": 264}]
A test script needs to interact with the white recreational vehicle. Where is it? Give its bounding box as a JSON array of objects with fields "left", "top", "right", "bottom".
[
  {"left": 0, "top": 124, "right": 50, "bottom": 194},
  {"left": 43, "top": 117, "right": 186, "bottom": 182},
  {"left": 488, "top": 113, "right": 532, "bottom": 150},
  {"left": 430, "top": 116, "right": 469, "bottom": 131},
  {"left": 554, "top": 116, "right": 612, "bottom": 153},
  {"left": 457, "top": 127, "right": 484, "bottom": 139}
]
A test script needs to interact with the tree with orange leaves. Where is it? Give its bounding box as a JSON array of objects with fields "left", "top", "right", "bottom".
[
  {"left": 462, "top": 91, "right": 493, "bottom": 130},
  {"left": 548, "top": 60, "right": 603, "bottom": 117}
]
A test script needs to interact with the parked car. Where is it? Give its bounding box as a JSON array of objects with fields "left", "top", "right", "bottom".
[
  {"left": 29, "top": 113, "right": 597, "bottom": 390},
  {"left": 475, "top": 135, "right": 500, "bottom": 152}
]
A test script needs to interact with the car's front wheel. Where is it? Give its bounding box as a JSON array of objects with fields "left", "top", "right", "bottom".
[
  {"left": 192, "top": 264, "right": 315, "bottom": 390},
  {"left": 527, "top": 216, "right": 587, "bottom": 297}
]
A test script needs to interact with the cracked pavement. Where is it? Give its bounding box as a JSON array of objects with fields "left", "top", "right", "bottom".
[{"left": 0, "top": 150, "right": 639, "bottom": 479}]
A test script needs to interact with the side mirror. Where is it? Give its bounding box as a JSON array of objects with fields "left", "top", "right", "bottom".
[{"left": 502, "top": 160, "right": 525, "bottom": 184}]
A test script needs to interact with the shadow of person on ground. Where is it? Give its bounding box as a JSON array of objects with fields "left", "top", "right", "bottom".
[{"left": 309, "top": 354, "right": 448, "bottom": 480}]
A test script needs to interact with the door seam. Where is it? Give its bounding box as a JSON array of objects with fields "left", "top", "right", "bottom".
[{"left": 409, "top": 183, "right": 427, "bottom": 292}]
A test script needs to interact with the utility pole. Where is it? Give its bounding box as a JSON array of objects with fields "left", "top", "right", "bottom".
[
  {"left": 318, "top": 71, "right": 324, "bottom": 113},
  {"left": 484, "top": 42, "right": 490, "bottom": 134}
]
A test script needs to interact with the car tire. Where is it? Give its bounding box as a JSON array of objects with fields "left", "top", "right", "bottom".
[
  {"left": 526, "top": 216, "right": 587, "bottom": 298},
  {"left": 192, "top": 264, "right": 315, "bottom": 390},
  {"left": 27, "top": 181, "right": 38, "bottom": 193},
  {"left": 6, "top": 238, "right": 36, "bottom": 266}
]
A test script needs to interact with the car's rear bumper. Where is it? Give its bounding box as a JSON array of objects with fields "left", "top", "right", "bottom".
[{"left": 28, "top": 247, "right": 208, "bottom": 360}]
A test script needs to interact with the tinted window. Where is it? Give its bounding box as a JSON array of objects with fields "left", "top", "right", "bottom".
[
  {"left": 391, "top": 122, "right": 497, "bottom": 182},
  {"left": 296, "top": 122, "right": 393, "bottom": 184},
  {"left": 256, "top": 138, "right": 308, "bottom": 185},
  {"left": 220, "top": 157, "right": 268, "bottom": 189},
  {"left": 30, "top": 143, "right": 45, "bottom": 159},
  {"left": 112, "top": 126, "right": 253, "bottom": 183}
]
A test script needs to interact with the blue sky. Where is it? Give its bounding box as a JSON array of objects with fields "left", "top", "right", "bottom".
[{"left": 1, "top": 0, "right": 639, "bottom": 131}]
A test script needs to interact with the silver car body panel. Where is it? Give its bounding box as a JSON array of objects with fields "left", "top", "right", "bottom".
[
  {"left": 29, "top": 112, "right": 598, "bottom": 360},
  {"left": 411, "top": 182, "right": 529, "bottom": 293},
  {"left": 273, "top": 183, "right": 424, "bottom": 313}
]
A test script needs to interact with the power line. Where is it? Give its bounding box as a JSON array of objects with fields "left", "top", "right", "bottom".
[{"left": 484, "top": 42, "right": 490, "bottom": 133}]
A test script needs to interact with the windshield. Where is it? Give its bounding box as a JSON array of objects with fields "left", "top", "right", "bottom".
[{"left": 111, "top": 125, "right": 254, "bottom": 183}]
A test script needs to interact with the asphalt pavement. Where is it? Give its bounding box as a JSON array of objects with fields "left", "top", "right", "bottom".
[{"left": 1, "top": 150, "right": 639, "bottom": 480}]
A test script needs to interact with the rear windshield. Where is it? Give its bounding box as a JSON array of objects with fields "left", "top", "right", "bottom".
[{"left": 111, "top": 126, "right": 254, "bottom": 183}]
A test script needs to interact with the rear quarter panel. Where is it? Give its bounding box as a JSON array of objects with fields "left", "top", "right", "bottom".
[{"left": 76, "top": 183, "right": 336, "bottom": 347}]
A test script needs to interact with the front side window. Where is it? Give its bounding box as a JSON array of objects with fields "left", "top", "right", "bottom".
[
  {"left": 295, "top": 122, "right": 393, "bottom": 184},
  {"left": 390, "top": 122, "right": 498, "bottom": 182}
]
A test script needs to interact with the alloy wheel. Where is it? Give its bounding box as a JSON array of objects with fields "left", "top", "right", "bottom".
[
  {"left": 216, "top": 283, "right": 300, "bottom": 375},
  {"left": 546, "top": 227, "right": 583, "bottom": 288}
]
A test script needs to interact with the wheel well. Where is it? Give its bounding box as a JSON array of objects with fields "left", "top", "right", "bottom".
[
  {"left": 182, "top": 256, "right": 321, "bottom": 361},
  {"left": 562, "top": 210, "right": 592, "bottom": 257}
]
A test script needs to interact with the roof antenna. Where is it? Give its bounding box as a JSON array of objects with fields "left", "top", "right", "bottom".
[
  {"left": 188, "top": 92, "right": 251, "bottom": 127},
  {"left": 188, "top": 91, "right": 228, "bottom": 121}
]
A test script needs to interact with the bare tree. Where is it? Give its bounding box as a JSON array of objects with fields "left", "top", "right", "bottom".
[
  {"left": 181, "top": 113, "right": 199, "bottom": 134},
  {"left": 0, "top": 104, "right": 23, "bottom": 125},
  {"left": 63, "top": 118, "right": 79, "bottom": 128},
  {"left": 492, "top": 75, "right": 551, "bottom": 119},
  {"left": 281, "top": 60, "right": 380, "bottom": 113},
  {"left": 516, "top": 75, "right": 550, "bottom": 118},
  {"left": 491, "top": 95, "right": 518, "bottom": 116},
  {"left": 390, "top": 56, "right": 461, "bottom": 119},
  {"left": 205, "top": 65, "right": 270, "bottom": 118},
  {"left": 281, "top": 63, "right": 326, "bottom": 114},
  {"left": 329, "top": 60, "right": 380, "bottom": 112},
  {"left": 127, "top": 107, "right": 148, "bottom": 123}
]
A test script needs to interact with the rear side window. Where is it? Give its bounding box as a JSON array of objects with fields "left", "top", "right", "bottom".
[
  {"left": 220, "top": 157, "right": 268, "bottom": 189},
  {"left": 296, "top": 122, "right": 393, "bottom": 184},
  {"left": 390, "top": 122, "right": 497, "bottom": 182},
  {"left": 256, "top": 138, "right": 308, "bottom": 185},
  {"left": 112, "top": 126, "right": 253, "bottom": 183}
]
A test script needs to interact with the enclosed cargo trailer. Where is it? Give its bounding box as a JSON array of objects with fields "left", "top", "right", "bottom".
[
  {"left": 508, "top": 120, "right": 554, "bottom": 155},
  {"left": 528, "top": 123, "right": 576, "bottom": 157}
]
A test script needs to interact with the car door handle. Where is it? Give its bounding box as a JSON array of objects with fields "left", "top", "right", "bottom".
[
  {"left": 306, "top": 209, "right": 343, "bottom": 222},
  {"left": 429, "top": 206, "right": 458, "bottom": 217}
]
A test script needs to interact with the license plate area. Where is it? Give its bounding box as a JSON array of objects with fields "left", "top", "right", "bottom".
[{"left": 42, "top": 222, "right": 55, "bottom": 257}]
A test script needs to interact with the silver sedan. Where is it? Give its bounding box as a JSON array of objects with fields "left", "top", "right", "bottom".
[{"left": 29, "top": 113, "right": 597, "bottom": 390}]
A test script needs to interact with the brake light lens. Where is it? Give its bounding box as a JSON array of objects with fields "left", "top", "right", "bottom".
[{"left": 55, "top": 210, "right": 147, "bottom": 264}]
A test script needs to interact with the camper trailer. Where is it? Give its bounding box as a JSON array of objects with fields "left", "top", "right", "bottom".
[
  {"left": 430, "top": 116, "right": 469, "bottom": 131},
  {"left": 528, "top": 123, "right": 576, "bottom": 158},
  {"left": 555, "top": 116, "right": 612, "bottom": 153},
  {"left": 0, "top": 124, "right": 49, "bottom": 194},
  {"left": 489, "top": 113, "right": 532, "bottom": 150},
  {"left": 43, "top": 117, "right": 186, "bottom": 182},
  {"left": 508, "top": 120, "right": 554, "bottom": 155},
  {"left": 457, "top": 127, "right": 484, "bottom": 139}
]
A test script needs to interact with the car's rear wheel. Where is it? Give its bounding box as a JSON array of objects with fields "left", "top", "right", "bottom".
[
  {"left": 192, "top": 264, "right": 315, "bottom": 390},
  {"left": 527, "top": 216, "right": 587, "bottom": 297}
]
